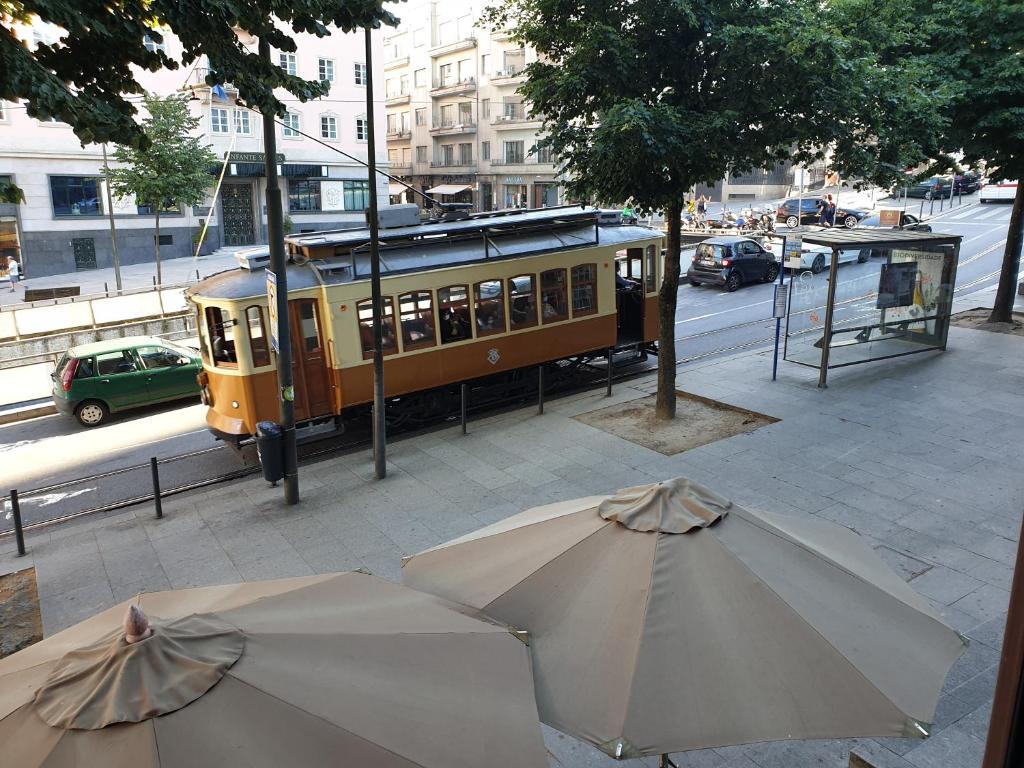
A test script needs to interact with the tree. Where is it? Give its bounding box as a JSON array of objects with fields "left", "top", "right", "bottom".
[
  {"left": 487, "top": 0, "right": 943, "bottom": 419},
  {"left": 922, "top": 0, "right": 1024, "bottom": 323},
  {"left": 104, "top": 95, "right": 217, "bottom": 284},
  {"left": 1, "top": 1, "right": 395, "bottom": 149}
]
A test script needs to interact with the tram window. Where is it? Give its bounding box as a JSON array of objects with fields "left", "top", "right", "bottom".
[
  {"left": 246, "top": 305, "right": 271, "bottom": 367},
  {"left": 356, "top": 297, "right": 398, "bottom": 360},
  {"left": 509, "top": 274, "right": 537, "bottom": 330},
  {"left": 540, "top": 268, "right": 569, "bottom": 323},
  {"left": 645, "top": 245, "right": 657, "bottom": 293},
  {"left": 205, "top": 306, "right": 237, "bottom": 367},
  {"left": 299, "top": 301, "right": 322, "bottom": 354},
  {"left": 438, "top": 285, "right": 472, "bottom": 344},
  {"left": 571, "top": 263, "right": 598, "bottom": 317},
  {"left": 399, "top": 291, "right": 436, "bottom": 351},
  {"left": 196, "top": 307, "right": 210, "bottom": 363},
  {"left": 474, "top": 280, "right": 506, "bottom": 337}
]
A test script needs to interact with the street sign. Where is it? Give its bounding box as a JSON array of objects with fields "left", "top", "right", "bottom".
[
  {"left": 784, "top": 234, "right": 803, "bottom": 270},
  {"left": 773, "top": 284, "right": 789, "bottom": 318},
  {"left": 266, "top": 269, "right": 279, "bottom": 353},
  {"left": 879, "top": 209, "right": 901, "bottom": 226}
]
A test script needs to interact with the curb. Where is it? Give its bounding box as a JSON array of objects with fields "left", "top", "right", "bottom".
[{"left": 0, "top": 399, "right": 56, "bottom": 426}]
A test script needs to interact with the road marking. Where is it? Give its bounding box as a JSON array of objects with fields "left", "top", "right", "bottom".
[
  {"left": 959, "top": 239, "right": 1007, "bottom": 266},
  {"left": 676, "top": 298, "right": 773, "bottom": 324},
  {"left": 975, "top": 207, "right": 1009, "bottom": 220},
  {"left": 945, "top": 207, "right": 982, "bottom": 221}
]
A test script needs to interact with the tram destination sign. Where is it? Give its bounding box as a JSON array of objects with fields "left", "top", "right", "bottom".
[{"left": 226, "top": 151, "right": 285, "bottom": 164}]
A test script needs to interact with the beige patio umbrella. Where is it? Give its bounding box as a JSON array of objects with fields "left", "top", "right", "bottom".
[
  {"left": 0, "top": 571, "right": 549, "bottom": 768},
  {"left": 402, "top": 477, "right": 968, "bottom": 761}
]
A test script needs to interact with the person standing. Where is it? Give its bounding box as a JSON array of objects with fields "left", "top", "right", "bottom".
[
  {"left": 817, "top": 197, "right": 829, "bottom": 227},
  {"left": 826, "top": 194, "right": 837, "bottom": 227},
  {"left": 7, "top": 256, "right": 20, "bottom": 293}
]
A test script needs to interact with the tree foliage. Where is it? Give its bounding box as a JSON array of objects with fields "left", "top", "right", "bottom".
[
  {"left": 486, "top": 0, "right": 945, "bottom": 417},
  {"left": 104, "top": 95, "right": 217, "bottom": 282},
  {"left": 0, "top": 0, "right": 396, "bottom": 150}
]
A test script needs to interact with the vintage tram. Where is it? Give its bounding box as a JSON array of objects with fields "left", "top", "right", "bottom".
[{"left": 186, "top": 205, "right": 664, "bottom": 442}]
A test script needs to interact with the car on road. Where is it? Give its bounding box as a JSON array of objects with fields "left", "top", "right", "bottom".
[
  {"left": 902, "top": 176, "right": 954, "bottom": 199},
  {"left": 954, "top": 172, "right": 981, "bottom": 195},
  {"left": 52, "top": 336, "right": 202, "bottom": 427},
  {"left": 980, "top": 180, "right": 1018, "bottom": 203},
  {"left": 686, "top": 236, "right": 780, "bottom": 291},
  {"left": 858, "top": 211, "right": 932, "bottom": 232},
  {"left": 775, "top": 198, "right": 867, "bottom": 229},
  {"left": 764, "top": 241, "right": 867, "bottom": 274}
]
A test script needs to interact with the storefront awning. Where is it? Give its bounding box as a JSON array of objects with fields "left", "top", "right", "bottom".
[
  {"left": 426, "top": 184, "right": 472, "bottom": 195},
  {"left": 388, "top": 183, "right": 406, "bottom": 196}
]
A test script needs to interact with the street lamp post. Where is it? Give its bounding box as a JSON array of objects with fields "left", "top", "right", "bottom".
[{"left": 258, "top": 36, "right": 299, "bottom": 505}]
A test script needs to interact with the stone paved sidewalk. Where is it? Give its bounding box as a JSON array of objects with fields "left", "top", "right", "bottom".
[{"left": 2, "top": 322, "right": 1021, "bottom": 768}]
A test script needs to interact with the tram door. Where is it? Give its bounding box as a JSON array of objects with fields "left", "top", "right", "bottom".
[{"left": 288, "top": 299, "right": 333, "bottom": 422}]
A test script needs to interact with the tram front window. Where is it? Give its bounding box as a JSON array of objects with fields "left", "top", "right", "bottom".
[{"left": 205, "top": 306, "right": 237, "bottom": 367}]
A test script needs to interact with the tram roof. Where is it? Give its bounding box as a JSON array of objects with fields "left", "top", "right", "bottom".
[{"left": 187, "top": 220, "right": 661, "bottom": 301}]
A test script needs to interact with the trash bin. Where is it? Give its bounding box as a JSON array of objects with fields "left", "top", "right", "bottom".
[{"left": 255, "top": 421, "right": 284, "bottom": 485}]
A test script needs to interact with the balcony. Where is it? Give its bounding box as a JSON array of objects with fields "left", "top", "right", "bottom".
[
  {"left": 385, "top": 92, "right": 411, "bottom": 106},
  {"left": 389, "top": 164, "right": 412, "bottom": 176},
  {"left": 491, "top": 29, "right": 515, "bottom": 42},
  {"left": 385, "top": 129, "right": 412, "bottom": 141},
  {"left": 429, "top": 118, "right": 477, "bottom": 136},
  {"left": 430, "top": 77, "right": 477, "bottom": 97},
  {"left": 429, "top": 160, "right": 478, "bottom": 170},
  {"left": 429, "top": 37, "right": 478, "bottom": 58},
  {"left": 491, "top": 110, "right": 542, "bottom": 130},
  {"left": 383, "top": 55, "right": 409, "bottom": 71},
  {"left": 490, "top": 67, "right": 527, "bottom": 85},
  {"left": 185, "top": 68, "right": 238, "bottom": 101},
  {"left": 489, "top": 157, "right": 556, "bottom": 169}
]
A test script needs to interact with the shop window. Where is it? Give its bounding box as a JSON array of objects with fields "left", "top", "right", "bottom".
[
  {"left": 205, "top": 306, "right": 237, "bottom": 367},
  {"left": 344, "top": 180, "right": 370, "bottom": 210},
  {"left": 246, "top": 305, "right": 271, "bottom": 367},
  {"left": 540, "top": 268, "right": 568, "bottom": 323},
  {"left": 289, "top": 180, "right": 321, "bottom": 212},
  {"left": 645, "top": 244, "right": 657, "bottom": 293},
  {"left": 509, "top": 275, "right": 537, "bottom": 330},
  {"left": 356, "top": 298, "right": 398, "bottom": 360},
  {"left": 438, "top": 285, "right": 472, "bottom": 344},
  {"left": 474, "top": 280, "right": 506, "bottom": 337},
  {"left": 399, "top": 291, "right": 436, "bottom": 351},
  {"left": 571, "top": 263, "right": 598, "bottom": 317},
  {"left": 50, "top": 176, "right": 103, "bottom": 216}
]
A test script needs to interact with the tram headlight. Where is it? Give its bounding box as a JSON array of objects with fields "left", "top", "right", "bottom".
[{"left": 231, "top": 400, "right": 240, "bottom": 409}]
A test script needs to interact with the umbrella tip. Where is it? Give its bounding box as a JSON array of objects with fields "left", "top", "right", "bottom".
[{"left": 123, "top": 604, "right": 153, "bottom": 644}]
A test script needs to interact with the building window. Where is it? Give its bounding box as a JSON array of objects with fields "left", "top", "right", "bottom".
[
  {"left": 246, "top": 305, "right": 271, "bottom": 367},
  {"left": 356, "top": 117, "right": 368, "bottom": 141},
  {"left": 233, "top": 109, "right": 252, "bottom": 136},
  {"left": 401, "top": 111, "right": 410, "bottom": 132},
  {"left": 356, "top": 298, "right": 398, "bottom": 359},
  {"left": 288, "top": 180, "right": 321, "bottom": 212},
  {"left": 509, "top": 275, "right": 537, "bottom": 330},
  {"left": 282, "top": 112, "right": 300, "bottom": 138},
  {"left": 205, "top": 306, "right": 237, "bottom": 367},
  {"left": 320, "top": 115, "right": 337, "bottom": 140},
  {"left": 458, "top": 143, "right": 473, "bottom": 165},
  {"left": 474, "top": 280, "right": 506, "bottom": 337},
  {"left": 481, "top": 54, "right": 490, "bottom": 75},
  {"left": 441, "top": 144, "right": 455, "bottom": 165},
  {"left": 481, "top": 141, "right": 490, "bottom": 161},
  {"left": 503, "top": 140, "right": 525, "bottom": 163},
  {"left": 50, "top": 176, "right": 103, "bottom": 216},
  {"left": 645, "top": 244, "right": 657, "bottom": 293},
  {"left": 480, "top": 98, "right": 490, "bottom": 119},
  {"left": 536, "top": 146, "right": 554, "bottom": 164},
  {"left": 386, "top": 113, "right": 398, "bottom": 134},
  {"left": 416, "top": 145, "right": 427, "bottom": 163},
  {"left": 354, "top": 62, "right": 367, "bottom": 86},
  {"left": 398, "top": 291, "right": 436, "bottom": 351},
  {"left": 439, "top": 63, "right": 453, "bottom": 87},
  {"left": 571, "top": 263, "right": 598, "bottom": 317},
  {"left": 279, "top": 52, "right": 297, "bottom": 76},
  {"left": 318, "top": 58, "right": 335, "bottom": 83},
  {"left": 414, "top": 68, "right": 426, "bottom": 88},
  {"left": 415, "top": 108, "right": 426, "bottom": 126},
  {"left": 540, "top": 268, "right": 569, "bottom": 323},
  {"left": 343, "top": 180, "right": 369, "bottom": 210},
  {"left": 211, "top": 107, "right": 229, "bottom": 134},
  {"left": 142, "top": 34, "right": 166, "bottom": 54},
  {"left": 438, "top": 286, "right": 472, "bottom": 344}
]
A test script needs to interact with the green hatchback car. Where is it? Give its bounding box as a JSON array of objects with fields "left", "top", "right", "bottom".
[{"left": 52, "top": 337, "right": 203, "bottom": 427}]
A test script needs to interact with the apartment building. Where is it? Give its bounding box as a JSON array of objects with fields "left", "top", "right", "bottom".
[
  {"left": 383, "top": 0, "right": 563, "bottom": 212},
  {"left": 0, "top": 20, "right": 387, "bottom": 279}
]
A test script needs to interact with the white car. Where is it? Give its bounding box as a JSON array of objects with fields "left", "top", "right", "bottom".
[
  {"left": 979, "top": 180, "right": 1017, "bottom": 203},
  {"left": 765, "top": 241, "right": 866, "bottom": 274}
]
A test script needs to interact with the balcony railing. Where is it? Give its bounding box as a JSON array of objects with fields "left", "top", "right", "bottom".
[
  {"left": 384, "top": 55, "right": 409, "bottom": 70},
  {"left": 430, "top": 77, "right": 477, "bottom": 95},
  {"left": 385, "top": 92, "right": 411, "bottom": 106},
  {"left": 385, "top": 129, "right": 412, "bottom": 140},
  {"left": 491, "top": 66, "right": 527, "bottom": 82},
  {"left": 429, "top": 37, "right": 478, "bottom": 57},
  {"left": 490, "top": 157, "right": 556, "bottom": 166},
  {"left": 429, "top": 118, "right": 477, "bottom": 135},
  {"left": 430, "top": 160, "right": 477, "bottom": 168}
]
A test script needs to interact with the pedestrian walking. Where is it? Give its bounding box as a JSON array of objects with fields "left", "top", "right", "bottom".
[
  {"left": 817, "top": 197, "right": 830, "bottom": 227},
  {"left": 7, "top": 256, "right": 20, "bottom": 292},
  {"left": 825, "top": 194, "right": 836, "bottom": 227}
]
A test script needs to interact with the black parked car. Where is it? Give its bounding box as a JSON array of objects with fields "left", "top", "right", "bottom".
[
  {"left": 954, "top": 172, "right": 981, "bottom": 195},
  {"left": 686, "top": 236, "right": 779, "bottom": 292},
  {"left": 775, "top": 198, "right": 867, "bottom": 229},
  {"left": 902, "top": 176, "right": 954, "bottom": 199}
]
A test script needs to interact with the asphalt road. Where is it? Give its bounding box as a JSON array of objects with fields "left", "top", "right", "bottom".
[{"left": 1, "top": 194, "right": 1015, "bottom": 531}]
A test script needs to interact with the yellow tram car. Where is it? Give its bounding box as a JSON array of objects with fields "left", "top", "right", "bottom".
[{"left": 186, "top": 205, "right": 664, "bottom": 442}]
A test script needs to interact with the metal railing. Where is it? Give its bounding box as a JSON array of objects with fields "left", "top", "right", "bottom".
[{"left": 431, "top": 76, "right": 476, "bottom": 90}]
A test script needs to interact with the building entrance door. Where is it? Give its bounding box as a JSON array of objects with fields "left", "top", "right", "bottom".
[
  {"left": 220, "top": 184, "right": 256, "bottom": 246},
  {"left": 288, "top": 298, "right": 333, "bottom": 422}
]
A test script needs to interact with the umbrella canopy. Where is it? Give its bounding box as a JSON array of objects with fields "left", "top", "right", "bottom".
[
  {"left": 402, "top": 478, "right": 968, "bottom": 759},
  {"left": 0, "top": 572, "right": 549, "bottom": 768}
]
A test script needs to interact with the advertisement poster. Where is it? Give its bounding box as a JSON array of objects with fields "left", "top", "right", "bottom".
[
  {"left": 880, "top": 250, "right": 948, "bottom": 334},
  {"left": 266, "top": 269, "right": 279, "bottom": 353},
  {"left": 784, "top": 235, "right": 803, "bottom": 271},
  {"left": 876, "top": 262, "right": 918, "bottom": 310}
]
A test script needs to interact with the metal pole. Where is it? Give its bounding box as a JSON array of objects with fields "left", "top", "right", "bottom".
[
  {"left": 817, "top": 248, "right": 841, "bottom": 388},
  {"left": 606, "top": 347, "right": 613, "bottom": 396},
  {"left": 101, "top": 145, "right": 123, "bottom": 292},
  {"left": 9, "top": 489, "right": 25, "bottom": 556},
  {"left": 150, "top": 457, "right": 163, "bottom": 519},
  {"left": 538, "top": 365, "right": 545, "bottom": 414},
  {"left": 365, "top": 26, "right": 386, "bottom": 480},
  {"left": 772, "top": 235, "right": 787, "bottom": 381},
  {"left": 460, "top": 382, "right": 467, "bottom": 435},
  {"left": 260, "top": 37, "right": 299, "bottom": 505}
]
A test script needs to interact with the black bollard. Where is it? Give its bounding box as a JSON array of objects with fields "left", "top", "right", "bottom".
[
  {"left": 460, "top": 383, "right": 468, "bottom": 435},
  {"left": 538, "top": 366, "right": 545, "bottom": 415},
  {"left": 606, "top": 348, "right": 614, "bottom": 397},
  {"left": 150, "top": 458, "right": 163, "bottom": 519},
  {"left": 10, "top": 490, "right": 25, "bottom": 556}
]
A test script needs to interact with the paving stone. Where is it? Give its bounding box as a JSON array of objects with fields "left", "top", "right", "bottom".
[
  {"left": 951, "top": 584, "right": 1011, "bottom": 623},
  {"left": 40, "top": 580, "right": 115, "bottom": 635},
  {"left": 872, "top": 545, "right": 933, "bottom": 582},
  {"left": 964, "top": 613, "right": 1006, "bottom": 652},
  {"left": 946, "top": 663, "right": 1000, "bottom": 712},
  {"left": 909, "top": 567, "right": 985, "bottom": 606},
  {"left": 234, "top": 552, "right": 314, "bottom": 581},
  {"left": 941, "top": 641, "right": 1001, "bottom": 693},
  {"left": 902, "top": 725, "right": 985, "bottom": 768}
]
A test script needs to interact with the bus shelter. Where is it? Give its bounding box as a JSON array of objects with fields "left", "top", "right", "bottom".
[{"left": 782, "top": 228, "right": 962, "bottom": 387}]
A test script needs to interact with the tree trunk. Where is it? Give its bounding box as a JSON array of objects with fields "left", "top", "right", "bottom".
[
  {"left": 655, "top": 199, "right": 683, "bottom": 420},
  {"left": 989, "top": 182, "right": 1024, "bottom": 324},
  {"left": 154, "top": 208, "right": 162, "bottom": 286}
]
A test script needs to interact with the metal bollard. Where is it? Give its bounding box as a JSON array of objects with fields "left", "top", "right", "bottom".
[
  {"left": 196, "top": 269, "right": 200, "bottom": 281},
  {"left": 460, "top": 383, "right": 468, "bottom": 435},
  {"left": 606, "top": 348, "right": 614, "bottom": 396},
  {"left": 10, "top": 489, "right": 25, "bottom": 556},
  {"left": 538, "top": 365, "right": 545, "bottom": 415},
  {"left": 150, "top": 457, "right": 163, "bottom": 519}
]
